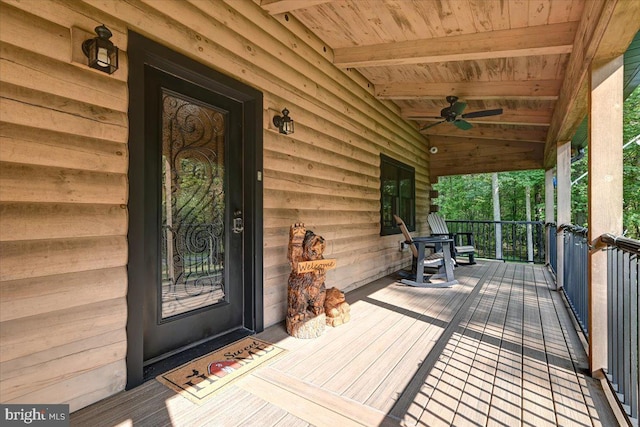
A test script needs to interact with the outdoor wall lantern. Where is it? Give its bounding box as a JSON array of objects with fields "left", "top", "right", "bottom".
[
  {"left": 273, "top": 108, "right": 295, "bottom": 135},
  {"left": 82, "top": 25, "right": 119, "bottom": 74}
]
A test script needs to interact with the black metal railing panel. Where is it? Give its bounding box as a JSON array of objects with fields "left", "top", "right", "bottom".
[
  {"left": 606, "top": 242, "right": 639, "bottom": 422},
  {"left": 445, "top": 220, "right": 545, "bottom": 264},
  {"left": 559, "top": 226, "right": 639, "bottom": 424},
  {"left": 547, "top": 222, "right": 557, "bottom": 275},
  {"left": 560, "top": 225, "right": 589, "bottom": 336}
]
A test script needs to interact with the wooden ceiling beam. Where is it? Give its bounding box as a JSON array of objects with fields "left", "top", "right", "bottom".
[
  {"left": 432, "top": 144, "right": 544, "bottom": 161},
  {"left": 405, "top": 108, "right": 552, "bottom": 126},
  {"left": 543, "top": 0, "right": 640, "bottom": 168},
  {"left": 260, "top": 0, "right": 333, "bottom": 15},
  {"left": 432, "top": 150, "right": 543, "bottom": 168},
  {"left": 428, "top": 135, "right": 546, "bottom": 149},
  {"left": 431, "top": 159, "right": 543, "bottom": 180},
  {"left": 421, "top": 126, "right": 548, "bottom": 143},
  {"left": 334, "top": 22, "right": 577, "bottom": 68},
  {"left": 376, "top": 80, "right": 561, "bottom": 100}
]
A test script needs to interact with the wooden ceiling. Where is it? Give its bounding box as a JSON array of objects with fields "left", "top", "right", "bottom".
[{"left": 259, "top": 0, "right": 640, "bottom": 180}]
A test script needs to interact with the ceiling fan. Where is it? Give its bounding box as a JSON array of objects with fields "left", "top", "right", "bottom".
[{"left": 420, "top": 96, "right": 503, "bottom": 131}]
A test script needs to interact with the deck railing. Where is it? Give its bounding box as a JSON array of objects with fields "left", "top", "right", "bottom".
[
  {"left": 546, "top": 222, "right": 557, "bottom": 275},
  {"left": 445, "top": 220, "right": 545, "bottom": 263},
  {"left": 559, "top": 225, "right": 639, "bottom": 424},
  {"left": 559, "top": 224, "right": 589, "bottom": 336},
  {"left": 596, "top": 234, "right": 639, "bottom": 423}
]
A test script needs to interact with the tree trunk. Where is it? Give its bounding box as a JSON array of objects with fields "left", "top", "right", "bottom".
[
  {"left": 526, "top": 185, "right": 534, "bottom": 263},
  {"left": 492, "top": 173, "right": 503, "bottom": 260}
]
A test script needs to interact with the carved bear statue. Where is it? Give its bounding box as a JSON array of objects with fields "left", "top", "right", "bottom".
[{"left": 286, "top": 223, "right": 327, "bottom": 338}]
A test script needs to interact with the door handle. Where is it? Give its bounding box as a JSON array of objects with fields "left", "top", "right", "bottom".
[{"left": 232, "top": 210, "right": 244, "bottom": 234}]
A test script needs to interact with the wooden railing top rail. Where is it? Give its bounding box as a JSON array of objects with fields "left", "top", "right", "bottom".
[
  {"left": 558, "top": 223, "right": 639, "bottom": 254},
  {"left": 591, "top": 233, "right": 640, "bottom": 255}
]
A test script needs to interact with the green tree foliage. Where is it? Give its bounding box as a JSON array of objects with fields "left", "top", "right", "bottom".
[
  {"left": 435, "top": 170, "right": 544, "bottom": 222},
  {"left": 435, "top": 174, "right": 492, "bottom": 220},
  {"left": 571, "top": 87, "right": 640, "bottom": 238},
  {"left": 622, "top": 88, "right": 640, "bottom": 238}
]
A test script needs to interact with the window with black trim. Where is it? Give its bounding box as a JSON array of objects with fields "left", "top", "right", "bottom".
[{"left": 380, "top": 154, "right": 415, "bottom": 235}]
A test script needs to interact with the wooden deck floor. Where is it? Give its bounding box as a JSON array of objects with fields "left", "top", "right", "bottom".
[{"left": 72, "top": 261, "right": 617, "bottom": 427}]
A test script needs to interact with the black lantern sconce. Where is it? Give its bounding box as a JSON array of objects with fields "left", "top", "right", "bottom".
[
  {"left": 82, "top": 25, "right": 119, "bottom": 74},
  {"left": 273, "top": 108, "right": 295, "bottom": 135}
]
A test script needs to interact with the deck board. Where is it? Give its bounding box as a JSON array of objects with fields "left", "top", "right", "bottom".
[
  {"left": 371, "top": 262, "right": 498, "bottom": 418},
  {"left": 535, "top": 267, "right": 594, "bottom": 427},
  {"left": 520, "top": 265, "right": 557, "bottom": 427},
  {"left": 71, "top": 261, "right": 617, "bottom": 427},
  {"left": 450, "top": 263, "right": 511, "bottom": 426},
  {"left": 487, "top": 263, "right": 524, "bottom": 426},
  {"left": 417, "top": 262, "right": 509, "bottom": 426}
]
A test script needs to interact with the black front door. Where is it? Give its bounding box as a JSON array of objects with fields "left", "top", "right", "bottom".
[
  {"left": 127, "top": 33, "right": 263, "bottom": 387},
  {"left": 142, "top": 67, "right": 244, "bottom": 363}
]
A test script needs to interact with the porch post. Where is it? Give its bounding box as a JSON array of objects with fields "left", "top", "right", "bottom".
[
  {"left": 556, "top": 142, "right": 571, "bottom": 290},
  {"left": 544, "top": 168, "right": 555, "bottom": 265},
  {"left": 588, "top": 55, "right": 624, "bottom": 375}
]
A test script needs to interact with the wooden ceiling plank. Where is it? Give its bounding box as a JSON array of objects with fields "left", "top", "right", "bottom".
[
  {"left": 260, "top": 0, "right": 333, "bottom": 15},
  {"left": 543, "top": 0, "right": 640, "bottom": 167},
  {"left": 376, "top": 80, "right": 561, "bottom": 100},
  {"left": 508, "top": 0, "right": 530, "bottom": 28},
  {"left": 434, "top": 148, "right": 543, "bottom": 162},
  {"left": 432, "top": 140, "right": 544, "bottom": 154},
  {"left": 433, "top": 151, "right": 543, "bottom": 169},
  {"left": 333, "top": 22, "right": 577, "bottom": 68},
  {"left": 431, "top": 159, "right": 543, "bottom": 179}
]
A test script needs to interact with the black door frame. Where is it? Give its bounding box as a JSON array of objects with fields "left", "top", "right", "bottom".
[{"left": 126, "top": 32, "right": 263, "bottom": 389}]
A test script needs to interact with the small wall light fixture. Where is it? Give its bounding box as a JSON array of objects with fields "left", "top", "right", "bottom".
[
  {"left": 273, "top": 108, "right": 294, "bottom": 135},
  {"left": 82, "top": 25, "right": 119, "bottom": 74}
]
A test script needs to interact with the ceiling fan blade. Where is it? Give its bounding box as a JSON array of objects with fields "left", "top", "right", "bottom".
[
  {"left": 420, "top": 120, "right": 446, "bottom": 131},
  {"left": 453, "top": 119, "right": 473, "bottom": 130},
  {"left": 451, "top": 101, "right": 467, "bottom": 115},
  {"left": 461, "top": 108, "right": 504, "bottom": 119}
]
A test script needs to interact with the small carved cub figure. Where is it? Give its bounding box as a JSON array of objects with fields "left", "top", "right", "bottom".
[
  {"left": 324, "top": 287, "right": 351, "bottom": 327},
  {"left": 286, "top": 223, "right": 327, "bottom": 338}
]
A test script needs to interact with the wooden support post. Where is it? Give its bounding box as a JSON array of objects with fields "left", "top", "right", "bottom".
[
  {"left": 545, "top": 168, "right": 555, "bottom": 266},
  {"left": 556, "top": 142, "right": 571, "bottom": 290},
  {"left": 588, "top": 55, "right": 624, "bottom": 375}
]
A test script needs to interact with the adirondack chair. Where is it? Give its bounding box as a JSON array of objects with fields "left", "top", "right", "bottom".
[
  {"left": 428, "top": 213, "right": 476, "bottom": 264},
  {"left": 393, "top": 214, "right": 458, "bottom": 288}
]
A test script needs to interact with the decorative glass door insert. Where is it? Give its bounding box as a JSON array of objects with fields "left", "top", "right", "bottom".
[{"left": 161, "top": 90, "right": 226, "bottom": 318}]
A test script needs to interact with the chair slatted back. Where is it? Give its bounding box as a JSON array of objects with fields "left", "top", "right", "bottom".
[
  {"left": 428, "top": 213, "right": 449, "bottom": 235},
  {"left": 393, "top": 214, "right": 419, "bottom": 259}
]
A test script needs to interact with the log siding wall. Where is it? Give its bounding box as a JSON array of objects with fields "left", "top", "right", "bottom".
[{"left": 0, "top": 0, "right": 431, "bottom": 410}]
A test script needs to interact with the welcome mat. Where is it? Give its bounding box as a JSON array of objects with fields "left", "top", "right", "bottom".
[{"left": 157, "top": 337, "right": 285, "bottom": 404}]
